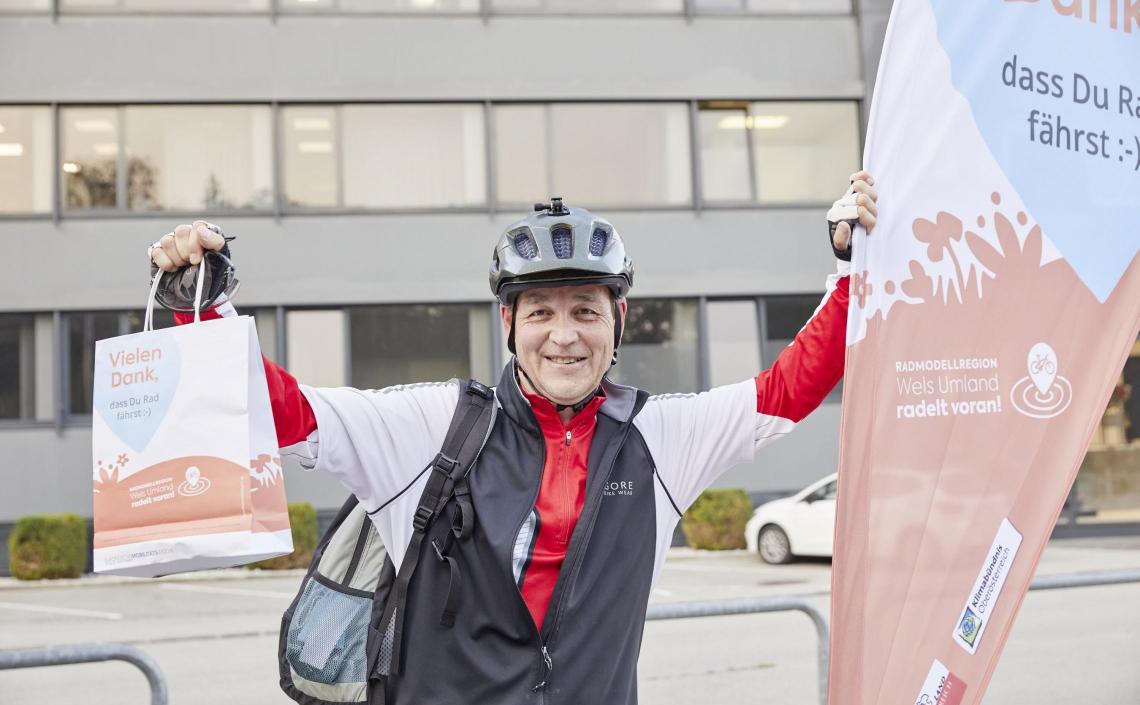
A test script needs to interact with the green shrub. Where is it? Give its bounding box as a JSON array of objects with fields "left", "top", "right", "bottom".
[
  {"left": 681, "top": 489, "right": 752, "bottom": 550},
  {"left": 249, "top": 503, "right": 319, "bottom": 570},
  {"left": 8, "top": 514, "right": 87, "bottom": 580}
]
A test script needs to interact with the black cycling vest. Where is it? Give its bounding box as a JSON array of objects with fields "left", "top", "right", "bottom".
[{"left": 384, "top": 363, "right": 654, "bottom": 705}]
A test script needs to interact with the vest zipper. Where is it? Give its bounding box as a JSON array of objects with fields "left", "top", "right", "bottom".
[
  {"left": 558, "top": 430, "right": 572, "bottom": 543},
  {"left": 507, "top": 430, "right": 551, "bottom": 694},
  {"left": 532, "top": 645, "right": 553, "bottom": 692},
  {"left": 538, "top": 418, "right": 638, "bottom": 669}
]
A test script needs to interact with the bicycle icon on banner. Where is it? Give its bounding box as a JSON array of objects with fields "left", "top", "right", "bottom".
[
  {"left": 1011, "top": 342, "right": 1072, "bottom": 419},
  {"left": 1029, "top": 354, "right": 1055, "bottom": 376}
]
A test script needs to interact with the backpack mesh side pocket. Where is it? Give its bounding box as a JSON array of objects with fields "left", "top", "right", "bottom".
[
  {"left": 285, "top": 577, "right": 372, "bottom": 702},
  {"left": 280, "top": 499, "right": 386, "bottom": 705}
]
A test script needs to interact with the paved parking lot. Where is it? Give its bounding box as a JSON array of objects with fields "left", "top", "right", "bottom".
[{"left": 1, "top": 537, "right": 1138, "bottom": 704}]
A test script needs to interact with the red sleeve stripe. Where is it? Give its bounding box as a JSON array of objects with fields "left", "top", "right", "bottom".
[{"left": 754, "top": 275, "right": 849, "bottom": 422}]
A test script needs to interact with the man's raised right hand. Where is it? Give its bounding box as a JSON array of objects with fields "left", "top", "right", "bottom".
[{"left": 149, "top": 220, "right": 227, "bottom": 272}]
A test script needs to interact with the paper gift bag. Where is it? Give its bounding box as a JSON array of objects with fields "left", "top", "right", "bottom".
[{"left": 92, "top": 268, "right": 292, "bottom": 577}]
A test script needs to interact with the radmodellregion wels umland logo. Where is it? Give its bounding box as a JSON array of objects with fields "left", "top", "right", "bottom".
[{"left": 1010, "top": 342, "right": 1072, "bottom": 419}]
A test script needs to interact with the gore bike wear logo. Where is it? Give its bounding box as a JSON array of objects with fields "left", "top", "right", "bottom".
[
  {"left": 1010, "top": 342, "right": 1072, "bottom": 419},
  {"left": 603, "top": 481, "right": 634, "bottom": 497}
]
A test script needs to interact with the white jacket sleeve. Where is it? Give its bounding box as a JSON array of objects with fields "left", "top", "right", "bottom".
[
  {"left": 290, "top": 381, "right": 460, "bottom": 514},
  {"left": 633, "top": 379, "right": 762, "bottom": 513}
]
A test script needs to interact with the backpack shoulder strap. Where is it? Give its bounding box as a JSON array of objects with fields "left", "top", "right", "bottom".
[
  {"left": 410, "top": 379, "right": 495, "bottom": 533},
  {"left": 374, "top": 378, "right": 496, "bottom": 678}
]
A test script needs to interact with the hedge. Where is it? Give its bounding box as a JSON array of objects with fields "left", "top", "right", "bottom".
[
  {"left": 8, "top": 514, "right": 88, "bottom": 580},
  {"left": 249, "top": 502, "right": 319, "bottom": 570},
  {"left": 681, "top": 489, "right": 752, "bottom": 550}
]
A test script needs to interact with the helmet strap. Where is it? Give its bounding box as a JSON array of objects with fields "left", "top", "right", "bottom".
[
  {"left": 611, "top": 299, "right": 622, "bottom": 367},
  {"left": 507, "top": 299, "right": 518, "bottom": 355}
]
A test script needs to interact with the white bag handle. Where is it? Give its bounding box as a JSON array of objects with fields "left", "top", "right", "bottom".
[{"left": 144, "top": 262, "right": 207, "bottom": 332}]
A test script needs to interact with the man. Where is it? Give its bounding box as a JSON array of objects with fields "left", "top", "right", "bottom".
[{"left": 148, "top": 172, "right": 877, "bottom": 704}]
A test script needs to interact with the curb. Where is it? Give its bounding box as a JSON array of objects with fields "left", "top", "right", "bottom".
[{"left": 0, "top": 567, "right": 307, "bottom": 591}]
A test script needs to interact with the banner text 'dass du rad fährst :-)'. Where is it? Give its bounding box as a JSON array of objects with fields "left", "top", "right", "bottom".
[{"left": 831, "top": 1, "right": 1140, "bottom": 703}]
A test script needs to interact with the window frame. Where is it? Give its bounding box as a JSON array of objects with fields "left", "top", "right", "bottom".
[
  {"left": 59, "top": 102, "right": 278, "bottom": 217},
  {"left": 4, "top": 98, "right": 864, "bottom": 220},
  {"left": 0, "top": 105, "right": 55, "bottom": 219},
  {"left": 697, "top": 98, "right": 863, "bottom": 208}
]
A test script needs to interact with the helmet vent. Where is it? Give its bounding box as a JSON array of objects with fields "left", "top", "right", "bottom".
[
  {"left": 551, "top": 226, "right": 574, "bottom": 259},
  {"left": 589, "top": 227, "right": 609, "bottom": 256},
  {"left": 511, "top": 229, "right": 538, "bottom": 260}
]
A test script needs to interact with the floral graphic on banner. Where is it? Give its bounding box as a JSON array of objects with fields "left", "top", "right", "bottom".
[
  {"left": 92, "top": 454, "right": 130, "bottom": 494},
  {"left": 249, "top": 454, "right": 283, "bottom": 489},
  {"left": 855, "top": 192, "right": 1071, "bottom": 320}
]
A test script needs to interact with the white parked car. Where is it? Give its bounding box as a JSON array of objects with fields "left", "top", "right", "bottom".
[{"left": 745, "top": 473, "right": 838, "bottom": 564}]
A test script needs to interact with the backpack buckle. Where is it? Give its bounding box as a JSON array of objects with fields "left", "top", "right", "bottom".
[
  {"left": 466, "top": 380, "right": 493, "bottom": 400},
  {"left": 412, "top": 505, "right": 434, "bottom": 532},
  {"left": 432, "top": 453, "right": 459, "bottom": 476}
]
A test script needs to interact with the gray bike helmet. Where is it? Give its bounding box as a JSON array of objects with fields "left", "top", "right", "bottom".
[
  {"left": 490, "top": 198, "right": 634, "bottom": 357},
  {"left": 490, "top": 197, "right": 633, "bottom": 304}
]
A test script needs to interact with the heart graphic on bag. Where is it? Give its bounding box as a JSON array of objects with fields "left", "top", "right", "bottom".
[
  {"left": 93, "top": 329, "right": 181, "bottom": 452},
  {"left": 928, "top": 0, "right": 1139, "bottom": 302}
]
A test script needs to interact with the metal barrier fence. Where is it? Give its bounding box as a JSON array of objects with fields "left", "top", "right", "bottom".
[
  {"left": 645, "top": 568, "right": 1140, "bottom": 705},
  {"left": 0, "top": 569, "right": 1136, "bottom": 704},
  {"left": 647, "top": 596, "right": 830, "bottom": 704},
  {"left": 0, "top": 643, "right": 168, "bottom": 705}
]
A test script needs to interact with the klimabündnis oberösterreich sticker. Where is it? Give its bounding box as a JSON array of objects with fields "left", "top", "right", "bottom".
[{"left": 953, "top": 518, "right": 1022, "bottom": 654}]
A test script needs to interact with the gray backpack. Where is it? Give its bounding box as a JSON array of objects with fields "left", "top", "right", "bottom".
[{"left": 278, "top": 379, "right": 496, "bottom": 704}]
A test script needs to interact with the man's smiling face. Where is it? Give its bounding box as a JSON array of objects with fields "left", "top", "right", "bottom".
[{"left": 503, "top": 284, "right": 625, "bottom": 407}]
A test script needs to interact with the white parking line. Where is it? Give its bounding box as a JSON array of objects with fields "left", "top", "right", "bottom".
[
  {"left": 0, "top": 601, "right": 123, "bottom": 620},
  {"left": 160, "top": 584, "right": 296, "bottom": 599}
]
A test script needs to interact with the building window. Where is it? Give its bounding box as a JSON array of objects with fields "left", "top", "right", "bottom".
[
  {"left": 341, "top": 105, "right": 486, "bottom": 209},
  {"left": 0, "top": 315, "right": 36, "bottom": 420},
  {"left": 1094, "top": 339, "right": 1140, "bottom": 448},
  {"left": 763, "top": 294, "right": 841, "bottom": 400},
  {"left": 609, "top": 298, "right": 699, "bottom": 394},
  {"left": 698, "top": 105, "right": 752, "bottom": 204},
  {"left": 279, "top": 0, "right": 478, "bottom": 11},
  {"left": 62, "top": 107, "right": 121, "bottom": 210},
  {"left": 0, "top": 0, "right": 50, "bottom": 10},
  {"left": 67, "top": 312, "right": 121, "bottom": 416},
  {"left": 63, "top": 105, "right": 274, "bottom": 211},
  {"left": 490, "top": 0, "right": 681, "bottom": 13},
  {"left": 707, "top": 299, "right": 761, "bottom": 388},
  {"left": 123, "top": 106, "right": 274, "bottom": 211},
  {"left": 494, "top": 103, "right": 692, "bottom": 209},
  {"left": 349, "top": 304, "right": 493, "bottom": 388},
  {"left": 286, "top": 310, "right": 347, "bottom": 388},
  {"left": 0, "top": 107, "right": 52, "bottom": 214},
  {"left": 693, "top": 0, "right": 850, "bottom": 13},
  {"left": 61, "top": 0, "right": 269, "bottom": 12},
  {"left": 124, "top": 308, "right": 177, "bottom": 334},
  {"left": 699, "top": 101, "right": 861, "bottom": 204},
  {"left": 282, "top": 106, "right": 339, "bottom": 208}
]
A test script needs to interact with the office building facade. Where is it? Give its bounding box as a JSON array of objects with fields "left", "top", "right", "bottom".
[{"left": 2, "top": 0, "right": 903, "bottom": 535}]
